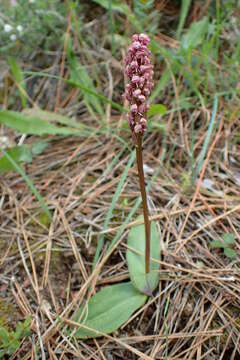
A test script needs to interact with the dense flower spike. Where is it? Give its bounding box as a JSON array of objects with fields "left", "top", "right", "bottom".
[{"left": 124, "top": 33, "right": 153, "bottom": 141}]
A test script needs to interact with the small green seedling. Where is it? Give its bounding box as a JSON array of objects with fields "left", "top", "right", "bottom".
[
  {"left": 210, "top": 233, "right": 237, "bottom": 259},
  {"left": 0, "top": 141, "right": 49, "bottom": 174},
  {"left": 0, "top": 317, "right": 31, "bottom": 358}
]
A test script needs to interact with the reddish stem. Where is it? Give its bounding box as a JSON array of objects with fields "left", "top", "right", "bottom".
[{"left": 136, "top": 134, "right": 151, "bottom": 273}]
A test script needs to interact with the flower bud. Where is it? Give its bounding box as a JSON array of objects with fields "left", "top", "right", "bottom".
[
  {"left": 139, "top": 77, "right": 145, "bottom": 88},
  {"left": 140, "top": 65, "right": 153, "bottom": 73},
  {"left": 130, "top": 104, "right": 138, "bottom": 113},
  {"left": 132, "top": 41, "right": 141, "bottom": 50},
  {"left": 133, "top": 89, "right": 141, "bottom": 97},
  {"left": 134, "top": 123, "right": 143, "bottom": 133},
  {"left": 138, "top": 95, "right": 146, "bottom": 102},
  {"left": 132, "top": 34, "right": 139, "bottom": 42},
  {"left": 139, "top": 33, "right": 150, "bottom": 45},
  {"left": 143, "top": 88, "right": 150, "bottom": 96},
  {"left": 132, "top": 75, "right": 140, "bottom": 84},
  {"left": 130, "top": 61, "right": 138, "bottom": 70}
]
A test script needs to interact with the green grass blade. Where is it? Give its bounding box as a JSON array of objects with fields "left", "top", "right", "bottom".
[
  {"left": 149, "top": 69, "right": 171, "bottom": 103},
  {"left": 67, "top": 42, "right": 104, "bottom": 117},
  {"left": 24, "top": 71, "right": 125, "bottom": 112},
  {"left": 8, "top": 57, "right": 27, "bottom": 108},
  {"left": 3, "top": 150, "right": 52, "bottom": 221},
  {"left": 93, "top": 150, "right": 136, "bottom": 268},
  {"left": 176, "top": 0, "right": 192, "bottom": 39},
  {"left": 102, "top": 144, "right": 128, "bottom": 179},
  {"left": 91, "top": 0, "right": 142, "bottom": 31},
  {"left": 194, "top": 95, "right": 218, "bottom": 182},
  {"left": 106, "top": 156, "right": 165, "bottom": 256}
]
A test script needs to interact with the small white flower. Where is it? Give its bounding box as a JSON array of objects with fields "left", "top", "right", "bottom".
[
  {"left": 4, "top": 24, "right": 12, "bottom": 33},
  {"left": 17, "top": 25, "right": 23, "bottom": 33},
  {"left": 29, "top": 0, "right": 35, "bottom": 3},
  {"left": 10, "top": 34, "right": 17, "bottom": 41}
]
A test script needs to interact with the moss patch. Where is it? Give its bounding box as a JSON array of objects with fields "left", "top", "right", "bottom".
[{"left": 0, "top": 298, "right": 20, "bottom": 330}]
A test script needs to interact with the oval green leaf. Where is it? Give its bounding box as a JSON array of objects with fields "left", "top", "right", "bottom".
[
  {"left": 222, "top": 233, "right": 235, "bottom": 246},
  {"left": 224, "top": 247, "right": 237, "bottom": 259},
  {"left": 72, "top": 282, "right": 147, "bottom": 339},
  {"left": 127, "top": 216, "right": 161, "bottom": 295}
]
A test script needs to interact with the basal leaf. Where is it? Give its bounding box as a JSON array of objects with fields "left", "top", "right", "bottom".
[
  {"left": 72, "top": 282, "right": 146, "bottom": 339},
  {"left": 127, "top": 216, "right": 161, "bottom": 295}
]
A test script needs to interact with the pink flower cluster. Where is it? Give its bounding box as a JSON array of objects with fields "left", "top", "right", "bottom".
[{"left": 125, "top": 33, "right": 153, "bottom": 139}]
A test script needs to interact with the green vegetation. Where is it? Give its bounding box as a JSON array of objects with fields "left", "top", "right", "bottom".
[
  {"left": 210, "top": 232, "right": 237, "bottom": 259},
  {"left": 0, "top": 317, "right": 31, "bottom": 358}
]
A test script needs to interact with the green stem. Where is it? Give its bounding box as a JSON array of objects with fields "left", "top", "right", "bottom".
[{"left": 136, "top": 134, "right": 151, "bottom": 274}]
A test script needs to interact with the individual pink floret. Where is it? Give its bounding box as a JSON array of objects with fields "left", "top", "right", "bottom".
[
  {"left": 138, "top": 94, "right": 146, "bottom": 102},
  {"left": 130, "top": 104, "right": 138, "bottom": 113},
  {"left": 139, "top": 33, "right": 150, "bottom": 45},
  {"left": 132, "top": 34, "right": 139, "bottom": 42},
  {"left": 133, "top": 89, "right": 142, "bottom": 97},
  {"left": 132, "top": 41, "right": 141, "bottom": 50}
]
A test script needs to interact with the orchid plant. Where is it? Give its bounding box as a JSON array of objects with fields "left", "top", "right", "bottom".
[
  {"left": 71, "top": 34, "right": 161, "bottom": 339},
  {"left": 125, "top": 33, "right": 154, "bottom": 275}
]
